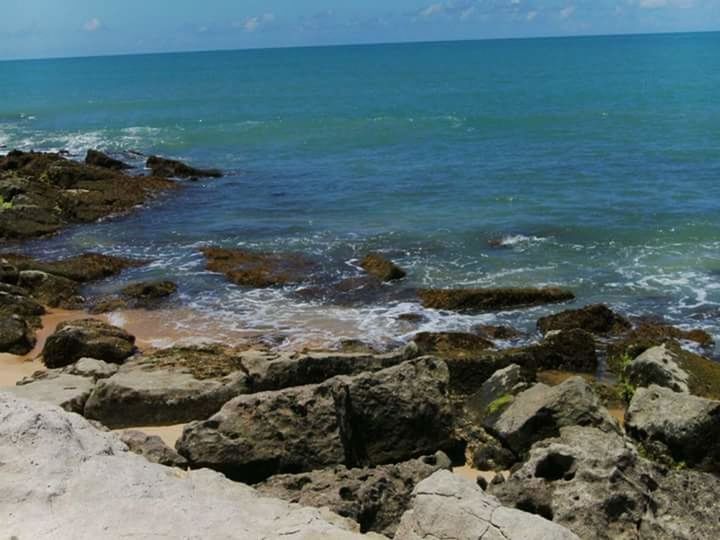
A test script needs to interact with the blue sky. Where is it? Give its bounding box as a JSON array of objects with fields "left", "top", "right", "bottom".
[{"left": 1, "top": 0, "right": 718, "bottom": 60}]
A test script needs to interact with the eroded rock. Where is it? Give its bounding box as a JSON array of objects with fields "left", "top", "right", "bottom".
[
  {"left": 42, "top": 319, "right": 136, "bottom": 368},
  {"left": 203, "top": 247, "right": 317, "bottom": 288}
]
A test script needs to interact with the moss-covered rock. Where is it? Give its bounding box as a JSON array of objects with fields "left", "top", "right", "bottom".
[
  {"left": 418, "top": 287, "right": 574, "bottom": 313},
  {"left": 85, "top": 149, "right": 131, "bottom": 170},
  {"left": 202, "top": 247, "right": 318, "bottom": 288},
  {"left": 360, "top": 253, "right": 406, "bottom": 282},
  {"left": 537, "top": 304, "right": 631, "bottom": 336},
  {"left": 607, "top": 322, "right": 713, "bottom": 360}
]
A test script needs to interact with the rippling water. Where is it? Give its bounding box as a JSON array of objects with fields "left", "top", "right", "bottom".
[{"left": 2, "top": 33, "right": 720, "bottom": 349}]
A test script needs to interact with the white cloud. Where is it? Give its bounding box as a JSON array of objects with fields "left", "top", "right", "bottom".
[
  {"left": 460, "top": 6, "right": 477, "bottom": 20},
  {"left": 236, "top": 13, "right": 275, "bottom": 32},
  {"left": 83, "top": 18, "right": 102, "bottom": 32},
  {"left": 560, "top": 5, "right": 575, "bottom": 19},
  {"left": 526, "top": 10, "right": 538, "bottom": 21},
  {"left": 420, "top": 3, "right": 445, "bottom": 18}
]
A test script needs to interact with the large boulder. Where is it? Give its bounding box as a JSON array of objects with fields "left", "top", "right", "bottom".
[
  {"left": 202, "top": 247, "right": 318, "bottom": 288},
  {"left": 627, "top": 344, "right": 690, "bottom": 393},
  {"left": 537, "top": 304, "right": 631, "bottom": 336},
  {"left": 146, "top": 155, "right": 222, "bottom": 178},
  {"left": 394, "top": 470, "right": 580, "bottom": 540},
  {"left": 0, "top": 314, "right": 36, "bottom": 355},
  {"left": 0, "top": 393, "right": 373, "bottom": 539},
  {"left": 530, "top": 329, "right": 598, "bottom": 373},
  {"left": 42, "top": 319, "right": 136, "bottom": 368},
  {"left": 465, "top": 364, "right": 533, "bottom": 424},
  {"left": 177, "top": 357, "right": 455, "bottom": 483},
  {"left": 85, "top": 149, "right": 131, "bottom": 170},
  {"left": 625, "top": 385, "right": 720, "bottom": 472},
  {"left": 257, "top": 452, "right": 451, "bottom": 536},
  {"left": 483, "top": 377, "right": 620, "bottom": 455},
  {"left": 17, "top": 269, "right": 83, "bottom": 308},
  {"left": 417, "top": 287, "right": 574, "bottom": 313},
  {"left": 360, "top": 253, "right": 406, "bottom": 282}
]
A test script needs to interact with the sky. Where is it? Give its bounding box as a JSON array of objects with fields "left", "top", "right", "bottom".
[{"left": 1, "top": 0, "right": 718, "bottom": 60}]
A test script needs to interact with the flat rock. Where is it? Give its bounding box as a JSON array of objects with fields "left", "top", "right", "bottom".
[
  {"left": 257, "top": 452, "right": 451, "bottom": 536},
  {"left": 3, "top": 252, "right": 144, "bottom": 282},
  {"left": 0, "top": 393, "right": 374, "bottom": 539},
  {"left": 607, "top": 322, "right": 714, "bottom": 359},
  {"left": 6, "top": 372, "right": 95, "bottom": 413},
  {"left": 85, "top": 149, "right": 131, "bottom": 170},
  {"left": 537, "top": 304, "right": 631, "bottom": 336},
  {"left": 66, "top": 357, "right": 119, "bottom": 379},
  {"left": 417, "top": 287, "right": 575, "bottom": 313},
  {"left": 394, "top": 470, "right": 580, "bottom": 540},
  {"left": 42, "top": 318, "right": 136, "bottom": 368}
]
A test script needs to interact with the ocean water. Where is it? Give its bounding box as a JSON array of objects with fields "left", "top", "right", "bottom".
[{"left": 2, "top": 32, "right": 720, "bottom": 350}]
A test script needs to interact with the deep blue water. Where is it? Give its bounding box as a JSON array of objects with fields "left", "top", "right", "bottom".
[{"left": 2, "top": 33, "right": 720, "bottom": 349}]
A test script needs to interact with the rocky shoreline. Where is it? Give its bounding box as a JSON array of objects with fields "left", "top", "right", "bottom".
[{"left": 2, "top": 149, "right": 720, "bottom": 538}]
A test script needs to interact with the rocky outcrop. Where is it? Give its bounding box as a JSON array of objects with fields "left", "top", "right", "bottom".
[
  {"left": 491, "top": 426, "right": 720, "bottom": 540},
  {"left": 177, "top": 357, "right": 455, "bottom": 483},
  {"left": 0, "top": 393, "right": 373, "bottom": 539},
  {"left": 394, "top": 470, "right": 580, "bottom": 540},
  {"left": 413, "top": 331, "right": 494, "bottom": 358},
  {"left": 6, "top": 372, "right": 95, "bottom": 413},
  {"left": 627, "top": 344, "right": 690, "bottom": 393},
  {"left": 625, "top": 385, "right": 720, "bottom": 472},
  {"left": 257, "top": 452, "right": 451, "bottom": 536},
  {"left": 360, "top": 253, "right": 406, "bottom": 282},
  {"left": 2, "top": 252, "right": 144, "bottom": 282},
  {"left": 0, "top": 314, "right": 37, "bottom": 354},
  {"left": 119, "top": 430, "right": 188, "bottom": 468},
  {"left": 202, "top": 247, "right": 318, "bottom": 288},
  {"left": 537, "top": 304, "right": 631, "bottom": 336},
  {"left": 474, "top": 324, "right": 522, "bottom": 340},
  {"left": 465, "top": 364, "right": 533, "bottom": 424},
  {"left": 530, "top": 329, "right": 598, "bottom": 373},
  {"left": 121, "top": 280, "right": 177, "bottom": 300},
  {"left": 146, "top": 155, "right": 223, "bottom": 178},
  {"left": 91, "top": 280, "right": 179, "bottom": 312},
  {"left": 483, "top": 377, "right": 619, "bottom": 455},
  {"left": 607, "top": 321, "right": 714, "bottom": 360},
  {"left": 17, "top": 269, "right": 83, "bottom": 308},
  {"left": 85, "top": 149, "right": 131, "bottom": 170},
  {"left": 0, "top": 282, "right": 45, "bottom": 354},
  {"left": 42, "top": 319, "right": 136, "bottom": 368},
  {"left": 417, "top": 287, "right": 574, "bottom": 313}
]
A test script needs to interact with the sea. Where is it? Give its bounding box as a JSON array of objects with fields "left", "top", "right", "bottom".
[{"left": 2, "top": 32, "right": 720, "bottom": 351}]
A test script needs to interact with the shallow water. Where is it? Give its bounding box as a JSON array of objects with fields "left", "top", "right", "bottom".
[{"left": 2, "top": 33, "right": 720, "bottom": 349}]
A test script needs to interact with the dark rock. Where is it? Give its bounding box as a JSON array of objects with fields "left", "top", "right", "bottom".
[
  {"left": 119, "top": 430, "right": 188, "bottom": 468},
  {"left": 530, "top": 329, "right": 598, "bottom": 373},
  {"left": 465, "top": 364, "right": 534, "bottom": 426},
  {"left": 414, "top": 331, "right": 494, "bottom": 358},
  {"left": 0, "top": 314, "right": 36, "bottom": 355},
  {"left": 17, "top": 270, "right": 83, "bottom": 308},
  {"left": 0, "top": 261, "right": 19, "bottom": 284},
  {"left": 537, "top": 304, "right": 631, "bottom": 336},
  {"left": 121, "top": 280, "right": 177, "bottom": 300},
  {"left": 256, "top": 452, "right": 451, "bottom": 536},
  {"left": 607, "top": 322, "right": 714, "bottom": 360},
  {"left": 176, "top": 357, "right": 455, "bottom": 483},
  {"left": 397, "top": 313, "right": 427, "bottom": 324},
  {"left": 359, "top": 253, "right": 406, "bottom": 282},
  {"left": 474, "top": 324, "right": 522, "bottom": 340},
  {"left": 202, "top": 247, "right": 317, "bottom": 288},
  {"left": 42, "top": 319, "right": 136, "bottom": 369},
  {"left": 2, "top": 252, "right": 144, "bottom": 282},
  {"left": 418, "top": 287, "right": 575, "bottom": 313},
  {"left": 293, "top": 275, "right": 415, "bottom": 307},
  {"left": 85, "top": 149, "right": 131, "bottom": 170},
  {"left": 146, "top": 155, "right": 222, "bottom": 178}
]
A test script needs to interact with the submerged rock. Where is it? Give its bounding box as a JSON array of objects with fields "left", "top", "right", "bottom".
[
  {"left": 146, "top": 155, "right": 222, "bottom": 178},
  {"left": 85, "top": 149, "right": 131, "bottom": 170},
  {"left": 360, "top": 253, "right": 406, "bottom": 282},
  {"left": 418, "top": 287, "right": 574, "bottom": 313},
  {"left": 42, "top": 319, "right": 136, "bottom": 369},
  {"left": 257, "top": 452, "right": 451, "bottom": 536},
  {"left": 202, "top": 247, "right": 318, "bottom": 288},
  {"left": 2, "top": 252, "right": 144, "bottom": 282},
  {"left": 607, "top": 321, "right": 714, "bottom": 360},
  {"left": 121, "top": 280, "right": 177, "bottom": 300},
  {"left": 537, "top": 304, "right": 631, "bottom": 336}
]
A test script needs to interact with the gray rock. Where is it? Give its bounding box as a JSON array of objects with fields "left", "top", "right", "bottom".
[
  {"left": 627, "top": 344, "right": 690, "bottom": 393},
  {"left": 0, "top": 392, "right": 375, "bottom": 539},
  {"left": 394, "top": 470, "right": 580, "bottom": 540},
  {"left": 42, "top": 318, "right": 136, "bottom": 368},
  {"left": 257, "top": 452, "right": 451, "bottom": 536},
  {"left": 483, "top": 377, "right": 620, "bottom": 454},
  {"left": 625, "top": 385, "right": 720, "bottom": 471},
  {"left": 466, "top": 364, "right": 532, "bottom": 424},
  {"left": 177, "top": 357, "right": 455, "bottom": 483},
  {"left": 5, "top": 372, "right": 95, "bottom": 413},
  {"left": 119, "top": 429, "right": 188, "bottom": 468},
  {"left": 0, "top": 313, "right": 35, "bottom": 354},
  {"left": 66, "top": 357, "right": 119, "bottom": 379}
]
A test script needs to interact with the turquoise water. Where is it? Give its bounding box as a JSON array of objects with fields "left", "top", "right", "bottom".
[{"left": 2, "top": 33, "right": 720, "bottom": 349}]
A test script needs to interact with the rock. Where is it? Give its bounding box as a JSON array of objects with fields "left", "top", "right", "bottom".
[
  {"left": 627, "top": 344, "right": 690, "bottom": 393},
  {"left": 0, "top": 285, "right": 46, "bottom": 320},
  {"left": 413, "top": 331, "right": 495, "bottom": 358},
  {"left": 119, "top": 430, "right": 188, "bottom": 467},
  {"left": 465, "top": 364, "right": 533, "bottom": 425},
  {"left": 17, "top": 269, "right": 83, "bottom": 308},
  {"left": 0, "top": 260, "right": 19, "bottom": 284},
  {"left": 84, "top": 346, "right": 250, "bottom": 428},
  {"left": 607, "top": 322, "right": 714, "bottom": 360},
  {"left": 472, "top": 440, "right": 517, "bottom": 471},
  {"left": 397, "top": 313, "right": 427, "bottom": 324},
  {"left": 85, "top": 149, "right": 131, "bottom": 170},
  {"left": 177, "top": 357, "right": 455, "bottom": 483},
  {"left": 483, "top": 377, "right": 620, "bottom": 455},
  {"left": 530, "top": 329, "right": 598, "bottom": 373},
  {"left": 0, "top": 314, "right": 36, "bottom": 354},
  {"left": 625, "top": 385, "right": 720, "bottom": 472},
  {"left": 294, "top": 275, "right": 417, "bottom": 307},
  {"left": 3, "top": 252, "right": 144, "bottom": 282},
  {"left": 202, "top": 247, "right": 317, "bottom": 288},
  {"left": 146, "top": 155, "right": 222, "bottom": 178},
  {"left": 360, "top": 253, "right": 406, "bottom": 282},
  {"left": 121, "top": 280, "right": 177, "bottom": 300},
  {"left": 474, "top": 324, "right": 522, "bottom": 340},
  {"left": 6, "top": 372, "right": 95, "bottom": 413},
  {"left": 394, "top": 470, "right": 580, "bottom": 540},
  {"left": 257, "top": 452, "right": 451, "bottom": 536},
  {"left": 491, "top": 426, "right": 720, "bottom": 540},
  {"left": 0, "top": 393, "right": 374, "bottom": 539},
  {"left": 418, "top": 287, "right": 574, "bottom": 313},
  {"left": 66, "top": 357, "right": 119, "bottom": 379},
  {"left": 537, "top": 304, "right": 631, "bottom": 336},
  {"left": 42, "top": 319, "right": 136, "bottom": 369}
]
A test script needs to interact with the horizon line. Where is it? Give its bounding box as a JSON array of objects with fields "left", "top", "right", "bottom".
[{"left": 1, "top": 28, "right": 718, "bottom": 64}]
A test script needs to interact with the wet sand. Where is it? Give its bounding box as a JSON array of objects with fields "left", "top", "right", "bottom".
[{"left": 452, "top": 465, "right": 508, "bottom": 484}]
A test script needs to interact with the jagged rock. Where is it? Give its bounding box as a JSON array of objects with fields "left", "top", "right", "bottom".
[
  {"left": 417, "top": 287, "right": 575, "bottom": 313},
  {"left": 257, "top": 452, "right": 451, "bottom": 536},
  {"left": 394, "top": 470, "right": 580, "bottom": 540},
  {"left": 491, "top": 426, "right": 720, "bottom": 540},
  {"left": 483, "top": 377, "right": 619, "bottom": 455},
  {"left": 84, "top": 346, "right": 250, "bottom": 428},
  {"left": 85, "top": 149, "right": 131, "bottom": 170},
  {"left": 360, "top": 253, "right": 406, "bottom": 282},
  {"left": 202, "top": 247, "right": 317, "bottom": 288},
  {"left": 3, "top": 252, "right": 144, "bottom": 282},
  {"left": 66, "top": 357, "right": 119, "bottom": 379},
  {"left": 537, "top": 304, "right": 631, "bottom": 336},
  {"left": 121, "top": 280, "right": 177, "bottom": 300},
  {"left": 177, "top": 357, "right": 455, "bottom": 483},
  {"left": 17, "top": 269, "right": 83, "bottom": 308},
  {"left": 627, "top": 344, "right": 690, "bottom": 393},
  {"left": 625, "top": 385, "right": 720, "bottom": 472},
  {"left": 466, "top": 364, "right": 533, "bottom": 424},
  {"left": 0, "top": 314, "right": 36, "bottom": 355},
  {"left": 530, "top": 329, "right": 598, "bottom": 373},
  {"left": 146, "top": 155, "right": 222, "bottom": 178},
  {"left": 42, "top": 319, "right": 136, "bottom": 368},
  {"left": 6, "top": 372, "right": 94, "bottom": 413},
  {"left": 0, "top": 393, "right": 374, "bottom": 539},
  {"left": 119, "top": 430, "right": 188, "bottom": 467}
]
